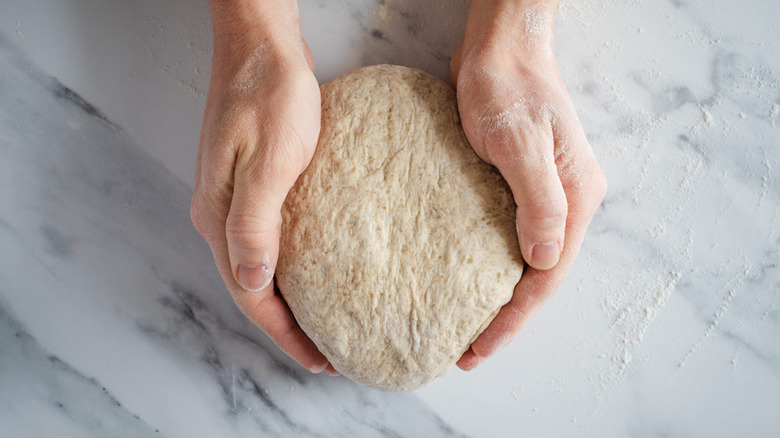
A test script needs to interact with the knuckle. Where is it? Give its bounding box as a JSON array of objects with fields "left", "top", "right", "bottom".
[
  {"left": 266, "top": 131, "right": 311, "bottom": 173},
  {"left": 190, "top": 188, "right": 231, "bottom": 241},
  {"left": 579, "top": 161, "right": 608, "bottom": 206},
  {"left": 225, "top": 212, "right": 277, "bottom": 249},
  {"left": 238, "top": 124, "right": 315, "bottom": 183},
  {"left": 484, "top": 137, "right": 519, "bottom": 163},
  {"left": 479, "top": 125, "right": 553, "bottom": 170},
  {"left": 190, "top": 193, "right": 213, "bottom": 239},
  {"left": 506, "top": 301, "right": 526, "bottom": 321},
  {"left": 524, "top": 195, "right": 568, "bottom": 228},
  {"left": 593, "top": 168, "right": 608, "bottom": 200}
]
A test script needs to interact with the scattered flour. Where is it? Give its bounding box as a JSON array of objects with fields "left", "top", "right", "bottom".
[
  {"left": 521, "top": 3, "right": 554, "bottom": 50},
  {"left": 551, "top": 0, "right": 780, "bottom": 420},
  {"left": 140, "top": 17, "right": 210, "bottom": 102}
]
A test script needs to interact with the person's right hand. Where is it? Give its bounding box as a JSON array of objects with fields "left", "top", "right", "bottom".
[{"left": 191, "top": 0, "right": 337, "bottom": 375}]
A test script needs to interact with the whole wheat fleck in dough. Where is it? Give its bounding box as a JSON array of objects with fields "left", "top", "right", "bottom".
[{"left": 277, "top": 64, "right": 523, "bottom": 391}]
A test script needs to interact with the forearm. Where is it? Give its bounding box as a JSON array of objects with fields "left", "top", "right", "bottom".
[{"left": 463, "top": 0, "right": 557, "bottom": 59}]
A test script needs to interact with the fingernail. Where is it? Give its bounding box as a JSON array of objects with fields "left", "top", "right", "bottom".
[
  {"left": 237, "top": 264, "right": 273, "bottom": 292},
  {"left": 309, "top": 362, "right": 328, "bottom": 374},
  {"left": 531, "top": 241, "right": 561, "bottom": 270},
  {"left": 325, "top": 365, "right": 341, "bottom": 377}
]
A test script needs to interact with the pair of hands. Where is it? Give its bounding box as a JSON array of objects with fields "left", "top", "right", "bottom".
[{"left": 191, "top": 0, "right": 606, "bottom": 375}]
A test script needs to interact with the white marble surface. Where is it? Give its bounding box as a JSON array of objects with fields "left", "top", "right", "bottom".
[{"left": 1, "top": 0, "right": 779, "bottom": 436}]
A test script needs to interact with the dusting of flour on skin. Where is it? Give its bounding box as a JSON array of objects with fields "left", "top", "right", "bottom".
[{"left": 521, "top": 3, "right": 553, "bottom": 50}]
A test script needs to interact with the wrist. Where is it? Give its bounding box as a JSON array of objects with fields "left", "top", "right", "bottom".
[
  {"left": 462, "top": 0, "right": 557, "bottom": 61},
  {"left": 209, "top": 0, "right": 307, "bottom": 70}
]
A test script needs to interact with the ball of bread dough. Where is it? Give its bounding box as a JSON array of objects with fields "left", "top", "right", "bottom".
[{"left": 277, "top": 64, "right": 522, "bottom": 391}]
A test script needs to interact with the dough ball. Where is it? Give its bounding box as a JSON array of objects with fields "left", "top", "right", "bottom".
[{"left": 277, "top": 65, "right": 522, "bottom": 391}]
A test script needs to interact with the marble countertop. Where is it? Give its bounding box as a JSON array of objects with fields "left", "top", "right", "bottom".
[{"left": 1, "top": 0, "right": 779, "bottom": 436}]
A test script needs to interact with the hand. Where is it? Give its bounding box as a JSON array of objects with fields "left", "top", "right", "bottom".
[
  {"left": 191, "top": 0, "right": 337, "bottom": 375},
  {"left": 451, "top": 0, "right": 607, "bottom": 370}
]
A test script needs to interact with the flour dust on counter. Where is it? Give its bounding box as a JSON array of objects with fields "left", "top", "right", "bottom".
[
  {"left": 0, "top": 34, "right": 466, "bottom": 438},
  {"left": 421, "top": 1, "right": 779, "bottom": 435},
  {"left": 139, "top": 14, "right": 210, "bottom": 102},
  {"left": 548, "top": 0, "right": 780, "bottom": 422},
  {"left": 3, "top": 0, "right": 780, "bottom": 435}
]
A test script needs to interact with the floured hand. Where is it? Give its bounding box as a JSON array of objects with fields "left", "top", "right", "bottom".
[{"left": 451, "top": 0, "right": 607, "bottom": 370}]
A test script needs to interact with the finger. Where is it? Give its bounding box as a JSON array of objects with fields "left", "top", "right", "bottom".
[
  {"left": 457, "top": 348, "right": 487, "bottom": 371},
  {"left": 192, "top": 169, "right": 330, "bottom": 374},
  {"left": 458, "top": 115, "right": 606, "bottom": 371},
  {"left": 207, "top": 237, "right": 331, "bottom": 373},
  {"left": 226, "top": 133, "right": 331, "bottom": 369},
  {"left": 486, "top": 124, "right": 568, "bottom": 270},
  {"left": 226, "top": 136, "right": 302, "bottom": 291},
  {"left": 456, "top": 213, "right": 579, "bottom": 371},
  {"left": 192, "top": 116, "right": 331, "bottom": 373},
  {"left": 551, "top": 104, "right": 608, "bottom": 209},
  {"left": 240, "top": 285, "right": 331, "bottom": 374},
  {"left": 325, "top": 363, "right": 341, "bottom": 376}
]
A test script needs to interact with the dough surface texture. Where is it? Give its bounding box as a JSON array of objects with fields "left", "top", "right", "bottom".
[{"left": 277, "top": 65, "right": 522, "bottom": 391}]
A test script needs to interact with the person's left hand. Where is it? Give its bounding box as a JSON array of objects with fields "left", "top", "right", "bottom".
[{"left": 451, "top": 0, "right": 607, "bottom": 370}]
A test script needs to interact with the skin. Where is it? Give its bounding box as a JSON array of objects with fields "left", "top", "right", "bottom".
[
  {"left": 192, "top": 0, "right": 606, "bottom": 375},
  {"left": 450, "top": 0, "right": 607, "bottom": 369}
]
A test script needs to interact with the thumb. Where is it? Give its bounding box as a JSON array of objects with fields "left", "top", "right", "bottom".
[
  {"left": 226, "top": 143, "right": 299, "bottom": 292},
  {"left": 490, "top": 134, "right": 567, "bottom": 271}
]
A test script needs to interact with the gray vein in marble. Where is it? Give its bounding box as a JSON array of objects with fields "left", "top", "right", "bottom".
[
  {"left": 0, "top": 305, "right": 161, "bottom": 437},
  {"left": 39, "top": 223, "right": 77, "bottom": 259},
  {"left": 152, "top": 277, "right": 308, "bottom": 386},
  {"left": 47, "top": 77, "right": 117, "bottom": 130},
  {"left": 0, "top": 33, "right": 466, "bottom": 437},
  {"left": 4, "top": 1, "right": 780, "bottom": 434}
]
